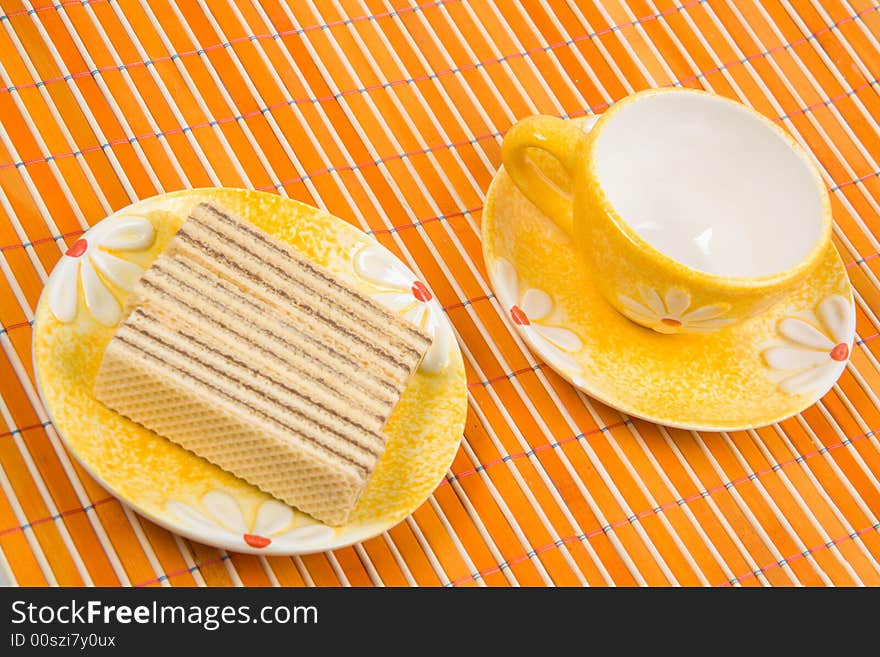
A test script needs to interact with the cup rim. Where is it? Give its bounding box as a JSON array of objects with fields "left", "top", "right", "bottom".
[{"left": 582, "top": 87, "right": 833, "bottom": 292}]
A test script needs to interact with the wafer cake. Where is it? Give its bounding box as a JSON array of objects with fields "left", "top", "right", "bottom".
[{"left": 94, "top": 202, "right": 432, "bottom": 525}]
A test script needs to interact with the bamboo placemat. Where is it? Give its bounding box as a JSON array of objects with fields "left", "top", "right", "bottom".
[{"left": 1, "top": 0, "right": 879, "bottom": 587}]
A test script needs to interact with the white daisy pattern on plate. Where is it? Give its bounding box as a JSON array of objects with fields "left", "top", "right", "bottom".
[
  {"left": 762, "top": 294, "right": 855, "bottom": 396},
  {"left": 493, "top": 258, "right": 584, "bottom": 379},
  {"left": 167, "top": 490, "right": 334, "bottom": 551},
  {"left": 353, "top": 243, "right": 452, "bottom": 373},
  {"left": 47, "top": 215, "right": 155, "bottom": 326},
  {"left": 618, "top": 286, "right": 735, "bottom": 334}
]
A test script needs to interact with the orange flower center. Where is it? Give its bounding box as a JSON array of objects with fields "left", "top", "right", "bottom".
[
  {"left": 243, "top": 534, "right": 271, "bottom": 549},
  {"left": 830, "top": 343, "right": 849, "bottom": 362},
  {"left": 66, "top": 238, "right": 88, "bottom": 258},
  {"left": 510, "top": 305, "right": 530, "bottom": 326},
  {"left": 411, "top": 280, "right": 432, "bottom": 302},
  {"left": 660, "top": 317, "right": 682, "bottom": 328}
]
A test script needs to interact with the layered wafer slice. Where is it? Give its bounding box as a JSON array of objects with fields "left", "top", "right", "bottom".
[{"left": 94, "top": 202, "right": 432, "bottom": 525}]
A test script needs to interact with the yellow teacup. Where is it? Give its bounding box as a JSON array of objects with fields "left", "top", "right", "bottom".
[{"left": 502, "top": 88, "right": 832, "bottom": 334}]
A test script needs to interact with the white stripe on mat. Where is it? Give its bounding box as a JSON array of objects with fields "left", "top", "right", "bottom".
[
  {"left": 563, "top": 1, "right": 639, "bottom": 94},
  {"left": 643, "top": 0, "right": 841, "bottom": 585},
  {"left": 353, "top": 0, "right": 496, "bottom": 176},
  {"left": 96, "top": 0, "right": 294, "bottom": 588},
  {"left": 199, "top": 0, "right": 464, "bottom": 587},
  {"left": 426, "top": 498, "right": 487, "bottom": 587},
  {"left": 325, "top": 552, "right": 351, "bottom": 587},
  {"left": 793, "top": 412, "right": 880, "bottom": 540},
  {"left": 353, "top": 544, "right": 384, "bottom": 587},
  {"left": 656, "top": 425, "right": 772, "bottom": 586},
  {"left": 723, "top": 1, "right": 880, "bottom": 248},
  {"left": 404, "top": 516, "right": 452, "bottom": 586},
  {"left": 0, "top": 193, "right": 44, "bottom": 310},
  {"left": 775, "top": 0, "right": 880, "bottom": 455},
  {"left": 441, "top": 475, "right": 521, "bottom": 586},
  {"left": 832, "top": 378, "right": 880, "bottom": 464},
  {"left": 492, "top": 1, "right": 602, "bottom": 112},
  {"left": 75, "top": 1, "right": 285, "bottom": 588},
  {"left": 292, "top": 556, "right": 315, "bottom": 587},
  {"left": 0, "top": 144, "right": 135, "bottom": 586},
  {"left": 19, "top": 3, "right": 135, "bottom": 202},
  {"left": 335, "top": 0, "right": 488, "bottom": 200},
  {"left": 3, "top": 3, "right": 220, "bottom": 588},
  {"left": 457, "top": 1, "right": 562, "bottom": 114},
  {"left": 778, "top": 0, "right": 880, "bottom": 169},
  {"left": 173, "top": 536, "right": 208, "bottom": 587},
  {"left": 380, "top": 532, "right": 418, "bottom": 587},
  {"left": 134, "top": 1, "right": 258, "bottom": 188},
  {"left": 0, "top": 336, "right": 131, "bottom": 586},
  {"left": 15, "top": 5, "right": 208, "bottom": 587},
  {"left": 0, "top": 120, "right": 73, "bottom": 277},
  {"left": 689, "top": 431, "right": 805, "bottom": 585},
  {"left": 755, "top": 425, "right": 877, "bottom": 580},
  {"left": 377, "top": 0, "right": 504, "bottom": 153},
  {"left": 132, "top": 0, "right": 328, "bottom": 587},
  {"left": 0, "top": 380, "right": 92, "bottom": 587},
  {"left": 814, "top": 397, "right": 880, "bottom": 520},
  {"left": 122, "top": 512, "right": 171, "bottom": 588},
  {"left": 0, "top": 543, "right": 16, "bottom": 586}
]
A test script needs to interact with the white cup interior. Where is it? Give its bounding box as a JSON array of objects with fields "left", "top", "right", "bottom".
[{"left": 592, "top": 92, "right": 825, "bottom": 278}]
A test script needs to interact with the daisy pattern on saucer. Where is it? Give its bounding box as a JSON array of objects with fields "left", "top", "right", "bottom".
[
  {"left": 353, "top": 243, "right": 452, "bottom": 373},
  {"left": 47, "top": 215, "right": 155, "bottom": 326},
  {"left": 494, "top": 258, "right": 584, "bottom": 378},
  {"left": 167, "top": 490, "right": 334, "bottom": 551},
  {"left": 618, "top": 286, "right": 735, "bottom": 334},
  {"left": 762, "top": 294, "right": 855, "bottom": 396}
]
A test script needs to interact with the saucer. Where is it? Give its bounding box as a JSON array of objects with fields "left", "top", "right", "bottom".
[
  {"left": 33, "top": 188, "right": 467, "bottom": 555},
  {"left": 482, "top": 117, "right": 855, "bottom": 431}
]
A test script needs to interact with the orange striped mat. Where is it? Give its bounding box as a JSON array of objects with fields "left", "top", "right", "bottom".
[{"left": 1, "top": 0, "right": 879, "bottom": 587}]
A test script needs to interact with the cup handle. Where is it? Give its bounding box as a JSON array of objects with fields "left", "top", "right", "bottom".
[{"left": 501, "top": 115, "right": 587, "bottom": 238}]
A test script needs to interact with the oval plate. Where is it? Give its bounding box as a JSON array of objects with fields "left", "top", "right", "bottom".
[{"left": 34, "top": 188, "right": 466, "bottom": 555}]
